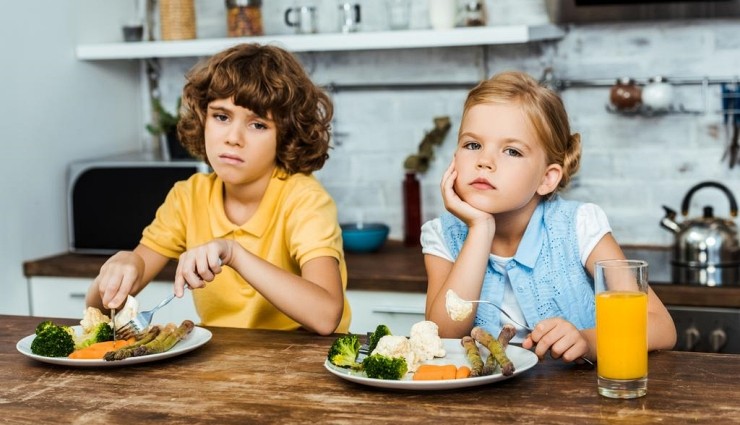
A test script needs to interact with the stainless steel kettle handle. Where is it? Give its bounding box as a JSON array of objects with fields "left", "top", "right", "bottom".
[{"left": 680, "top": 181, "right": 738, "bottom": 218}]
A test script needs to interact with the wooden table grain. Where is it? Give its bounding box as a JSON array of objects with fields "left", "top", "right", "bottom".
[{"left": 1, "top": 315, "right": 738, "bottom": 424}]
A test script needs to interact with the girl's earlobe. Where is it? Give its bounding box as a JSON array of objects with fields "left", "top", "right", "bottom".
[{"left": 537, "top": 164, "right": 563, "bottom": 196}]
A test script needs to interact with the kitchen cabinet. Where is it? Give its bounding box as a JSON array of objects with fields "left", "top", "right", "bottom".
[
  {"left": 345, "top": 290, "right": 425, "bottom": 334},
  {"left": 27, "top": 277, "right": 198, "bottom": 324},
  {"left": 75, "top": 25, "right": 565, "bottom": 60}
]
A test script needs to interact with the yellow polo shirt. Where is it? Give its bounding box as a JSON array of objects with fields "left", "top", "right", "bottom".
[{"left": 140, "top": 170, "right": 351, "bottom": 332}]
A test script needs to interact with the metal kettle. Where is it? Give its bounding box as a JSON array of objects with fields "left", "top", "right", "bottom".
[{"left": 660, "top": 181, "right": 740, "bottom": 286}]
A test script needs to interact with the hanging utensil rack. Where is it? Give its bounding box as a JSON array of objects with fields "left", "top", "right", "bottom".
[{"left": 539, "top": 69, "right": 740, "bottom": 116}]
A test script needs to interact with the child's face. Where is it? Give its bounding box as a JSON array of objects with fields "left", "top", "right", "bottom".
[
  {"left": 453, "top": 102, "right": 556, "bottom": 214},
  {"left": 204, "top": 97, "right": 277, "bottom": 186}
]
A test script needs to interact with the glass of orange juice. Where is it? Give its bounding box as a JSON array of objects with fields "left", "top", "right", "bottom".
[{"left": 595, "top": 259, "right": 648, "bottom": 399}]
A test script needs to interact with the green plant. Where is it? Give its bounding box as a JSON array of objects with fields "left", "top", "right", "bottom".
[
  {"left": 146, "top": 97, "right": 181, "bottom": 136},
  {"left": 403, "top": 116, "right": 452, "bottom": 173}
]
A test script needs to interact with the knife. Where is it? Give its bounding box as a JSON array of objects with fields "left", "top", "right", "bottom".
[{"left": 111, "top": 307, "right": 116, "bottom": 342}]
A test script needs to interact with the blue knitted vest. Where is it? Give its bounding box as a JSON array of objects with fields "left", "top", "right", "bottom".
[{"left": 440, "top": 195, "right": 596, "bottom": 336}]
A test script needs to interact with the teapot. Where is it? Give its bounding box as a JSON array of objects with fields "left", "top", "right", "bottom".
[{"left": 660, "top": 181, "right": 740, "bottom": 286}]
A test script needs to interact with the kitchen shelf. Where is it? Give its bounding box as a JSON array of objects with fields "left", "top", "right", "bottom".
[{"left": 75, "top": 24, "right": 565, "bottom": 60}]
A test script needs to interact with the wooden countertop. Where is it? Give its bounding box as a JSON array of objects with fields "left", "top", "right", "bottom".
[
  {"left": 23, "top": 241, "right": 740, "bottom": 308},
  {"left": 2, "top": 314, "right": 738, "bottom": 424}
]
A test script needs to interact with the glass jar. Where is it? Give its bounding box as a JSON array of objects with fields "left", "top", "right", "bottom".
[
  {"left": 463, "top": 0, "right": 486, "bottom": 27},
  {"left": 225, "top": 0, "right": 264, "bottom": 37}
]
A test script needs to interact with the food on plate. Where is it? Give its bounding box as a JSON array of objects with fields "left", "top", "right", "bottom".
[
  {"left": 74, "top": 307, "right": 115, "bottom": 350},
  {"left": 104, "top": 326, "right": 162, "bottom": 361},
  {"left": 483, "top": 324, "right": 516, "bottom": 375},
  {"left": 367, "top": 324, "right": 392, "bottom": 354},
  {"left": 68, "top": 339, "right": 135, "bottom": 359},
  {"left": 471, "top": 326, "right": 514, "bottom": 376},
  {"left": 113, "top": 295, "right": 140, "bottom": 330},
  {"left": 326, "top": 320, "right": 455, "bottom": 381},
  {"left": 372, "top": 320, "right": 446, "bottom": 372},
  {"left": 327, "top": 333, "right": 362, "bottom": 368},
  {"left": 409, "top": 320, "right": 446, "bottom": 362},
  {"left": 412, "top": 364, "right": 472, "bottom": 380},
  {"left": 497, "top": 323, "right": 516, "bottom": 348},
  {"left": 362, "top": 353, "right": 408, "bottom": 380},
  {"left": 373, "top": 335, "right": 418, "bottom": 371},
  {"left": 30, "top": 321, "right": 75, "bottom": 357},
  {"left": 445, "top": 289, "right": 473, "bottom": 321},
  {"left": 103, "top": 320, "right": 195, "bottom": 362},
  {"left": 456, "top": 365, "right": 471, "bottom": 379},
  {"left": 461, "top": 336, "right": 485, "bottom": 376},
  {"left": 412, "top": 364, "right": 458, "bottom": 381}
]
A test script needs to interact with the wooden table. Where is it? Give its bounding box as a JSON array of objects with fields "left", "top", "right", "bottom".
[{"left": 1, "top": 315, "right": 738, "bottom": 424}]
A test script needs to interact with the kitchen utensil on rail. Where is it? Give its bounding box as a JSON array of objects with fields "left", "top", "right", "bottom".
[
  {"left": 609, "top": 77, "right": 642, "bottom": 112},
  {"left": 642, "top": 76, "right": 674, "bottom": 112},
  {"left": 660, "top": 181, "right": 740, "bottom": 286},
  {"left": 721, "top": 83, "right": 740, "bottom": 168}
]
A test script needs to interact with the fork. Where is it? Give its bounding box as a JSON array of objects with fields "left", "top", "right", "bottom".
[
  {"left": 466, "top": 299, "right": 595, "bottom": 366},
  {"left": 115, "top": 293, "right": 177, "bottom": 340},
  {"left": 116, "top": 258, "right": 222, "bottom": 340}
]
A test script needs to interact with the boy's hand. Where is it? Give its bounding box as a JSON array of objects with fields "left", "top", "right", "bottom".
[
  {"left": 521, "top": 317, "right": 590, "bottom": 363},
  {"left": 94, "top": 251, "right": 145, "bottom": 310},
  {"left": 174, "top": 239, "right": 229, "bottom": 296}
]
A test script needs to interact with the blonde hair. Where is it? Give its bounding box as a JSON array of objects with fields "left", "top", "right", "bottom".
[{"left": 462, "top": 71, "right": 581, "bottom": 191}]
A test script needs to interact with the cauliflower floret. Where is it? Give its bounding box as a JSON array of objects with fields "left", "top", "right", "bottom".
[
  {"left": 79, "top": 306, "right": 110, "bottom": 333},
  {"left": 372, "top": 335, "right": 418, "bottom": 371},
  {"left": 113, "top": 295, "right": 139, "bottom": 330},
  {"left": 445, "top": 289, "right": 473, "bottom": 321},
  {"left": 409, "top": 320, "right": 446, "bottom": 363}
]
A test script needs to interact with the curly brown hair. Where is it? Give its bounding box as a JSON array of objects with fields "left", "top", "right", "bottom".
[
  {"left": 462, "top": 71, "right": 581, "bottom": 192},
  {"left": 177, "top": 43, "right": 333, "bottom": 174}
]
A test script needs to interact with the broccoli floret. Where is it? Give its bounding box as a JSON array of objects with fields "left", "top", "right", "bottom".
[
  {"left": 327, "top": 334, "right": 361, "bottom": 368},
  {"left": 75, "top": 322, "right": 114, "bottom": 350},
  {"left": 31, "top": 322, "right": 75, "bottom": 357},
  {"left": 368, "top": 324, "right": 392, "bottom": 353},
  {"left": 362, "top": 354, "right": 408, "bottom": 380},
  {"left": 35, "top": 320, "right": 55, "bottom": 335}
]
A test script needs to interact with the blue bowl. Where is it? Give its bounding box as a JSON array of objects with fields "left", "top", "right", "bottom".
[{"left": 341, "top": 223, "right": 390, "bottom": 253}]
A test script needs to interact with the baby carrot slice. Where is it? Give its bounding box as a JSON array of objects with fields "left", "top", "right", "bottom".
[
  {"left": 413, "top": 364, "right": 458, "bottom": 380},
  {"left": 456, "top": 365, "right": 471, "bottom": 379}
]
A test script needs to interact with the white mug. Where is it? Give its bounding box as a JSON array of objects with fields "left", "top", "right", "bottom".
[
  {"left": 284, "top": 6, "right": 318, "bottom": 34},
  {"left": 429, "top": 0, "right": 457, "bottom": 30},
  {"left": 338, "top": 3, "right": 361, "bottom": 33}
]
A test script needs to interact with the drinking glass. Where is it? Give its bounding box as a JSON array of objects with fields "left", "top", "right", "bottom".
[
  {"left": 386, "top": 0, "right": 411, "bottom": 30},
  {"left": 595, "top": 259, "right": 649, "bottom": 399}
]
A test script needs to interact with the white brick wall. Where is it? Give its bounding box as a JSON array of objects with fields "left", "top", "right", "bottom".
[{"left": 158, "top": 1, "right": 740, "bottom": 246}]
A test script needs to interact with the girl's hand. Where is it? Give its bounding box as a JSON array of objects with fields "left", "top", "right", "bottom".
[
  {"left": 440, "top": 160, "right": 494, "bottom": 228},
  {"left": 521, "top": 317, "right": 591, "bottom": 363},
  {"left": 174, "top": 239, "right": 231, "bottom": 296},
  {"left": 94, "top": 251, "right": 145, "bottom": 310}
]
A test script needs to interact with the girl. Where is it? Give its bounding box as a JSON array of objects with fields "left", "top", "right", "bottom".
[
  {"left": 422, "top": 71, "right": 676, "bottom": 362},
  {"left": 87, "top": 43, "right": 350, "bottom": 336}
]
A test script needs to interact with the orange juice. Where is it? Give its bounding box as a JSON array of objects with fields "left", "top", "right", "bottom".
[{"left": 596, "top": 291, "right": 648, "bottom": 380}]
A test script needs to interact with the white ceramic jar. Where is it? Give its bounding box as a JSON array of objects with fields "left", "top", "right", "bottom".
[
  {"left": 642, "top": 76, "right": 674, "bottom": 111},
  {"left": 428, "top": 0, "right": 457, "bottom": 30}
]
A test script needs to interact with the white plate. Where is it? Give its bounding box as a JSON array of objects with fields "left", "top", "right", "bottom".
[
  {"left": 324, "top": 338, "right": 538, "bottom": 390},
  {"left": 16, "top": 325, "right": 212, "bottom": 367}
]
